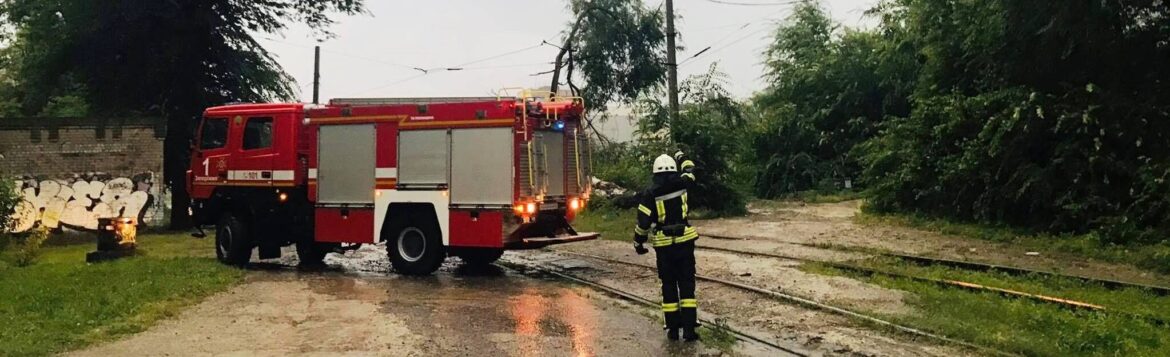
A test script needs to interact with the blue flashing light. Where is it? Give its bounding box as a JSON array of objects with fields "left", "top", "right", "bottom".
[{"left": 553, "top": 120, "right": 565, "bottom": 131}]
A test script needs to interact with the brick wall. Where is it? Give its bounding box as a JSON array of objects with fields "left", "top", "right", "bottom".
[{"left": 1, "top": 118, "right": 171, "bottom": 232}]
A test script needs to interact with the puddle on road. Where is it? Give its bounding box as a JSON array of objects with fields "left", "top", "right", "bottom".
[{"left": 237, "top": 245, "right": 729, "bottom": 357}]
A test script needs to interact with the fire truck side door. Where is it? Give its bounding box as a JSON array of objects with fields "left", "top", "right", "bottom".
[
  {"left": 193, "top": 117, "right": 231, "bottom": 184},
  {"left": 233, "top": 116, "right": 278, "bottom": 185}
]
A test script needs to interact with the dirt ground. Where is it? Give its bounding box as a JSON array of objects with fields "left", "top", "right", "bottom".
[
  {"left": 546, "top": 241, "right": 961, "bottom": 357},
  {"left": 68, "top": 249, "right": 746, "bottom": 357},
  {"left": 695, "top": 200, "right": 1170, "bottom": 286}
]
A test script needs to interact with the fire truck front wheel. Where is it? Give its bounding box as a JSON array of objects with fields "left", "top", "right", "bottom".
[
  {"left": 388, "top": 224, "right": 445, "bottom": 275},
  {"left": 215, "top": 214, "right": 252, "bottom": 267}
]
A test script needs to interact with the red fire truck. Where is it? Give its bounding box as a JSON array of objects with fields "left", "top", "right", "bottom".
[{"left": 187, "top": 95, "right": 596, "bottom": 275}]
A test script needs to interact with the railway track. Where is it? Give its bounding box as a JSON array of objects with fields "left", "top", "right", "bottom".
[
  {"left": 690, "top": 243, "right": 1169, "bottom": 326},
  {"left": 702, "top": 233, "right": 1170, "bottom": 297},
  {"left": 545, "top": 250, "right": 1012, "bottom": 356},
  {"left": 495, "top": 260, "right": 812, "bottom": 357}
]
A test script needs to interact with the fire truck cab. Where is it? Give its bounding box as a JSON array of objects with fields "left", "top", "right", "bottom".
[{"left": 187, "top": 94, "right": 596, "bottom": 275}]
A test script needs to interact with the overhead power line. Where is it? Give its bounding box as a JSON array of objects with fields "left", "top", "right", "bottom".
[
  {"left": 347, "top": 41, "right": 554, "bottom": 96},
  {"left": 680, "top": 27, "right": 773, "bottom": 68},
  {"left": 259, "top": 36, "right": 426, "bottom": 73},
  {"left": 676, "top": 7, "right": 790, "bottom": 67}
]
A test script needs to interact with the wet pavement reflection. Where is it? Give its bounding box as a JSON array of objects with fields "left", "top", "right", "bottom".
[{"left": 250, "top": 245, "right": 720, "bottom": 356}]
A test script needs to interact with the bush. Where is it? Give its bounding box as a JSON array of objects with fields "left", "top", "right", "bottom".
[
  {"left": 0, "top": 174, "right": 18, "bottom": 253},
  {"left": 620, "top": 64, "right": 748, "bottom": 216},
  {"left": 12, "top": 226, "right": 49, "bottom": 267},
  {"left": 1138, "top": 243, "right": 1170, "bottom": 275}
]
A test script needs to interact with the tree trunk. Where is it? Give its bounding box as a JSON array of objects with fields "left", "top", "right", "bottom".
[
  {"left": 165, "top": 115, "right": 192, "bottom": 230},
  {"left": 549, "top": 16, "right": 585, "bottom": 97}
]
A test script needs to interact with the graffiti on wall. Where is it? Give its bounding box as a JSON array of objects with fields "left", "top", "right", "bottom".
[{"left": 9, "top": 172, "right": 165, "bottom": 233}]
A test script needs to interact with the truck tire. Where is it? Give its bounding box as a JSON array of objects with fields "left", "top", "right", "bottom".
[
  {"left": 387, "top": 222, "right": 445, "bottom": 275},
  {"left": 296, "top": 242, "right": 327, "bottom": 268},
  {"left": 215, "top": 214, "right": 252, "bottom": 267},
  {"left": 456, "top": 248, "right": 504, "bottom": 266}
]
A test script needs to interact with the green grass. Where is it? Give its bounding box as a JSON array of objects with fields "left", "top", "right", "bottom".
[
  {"left": 0, "top": 233, "right": 243, "bottom": 356},
  {"left": 575, "top": 204, "right": 636, "bottom": 243},
  {"left": 802, "top": 260, "right": 1170, "bottom": 356},
  {"left": 697, "top": 317, "right": 737, "bottom": 351}
]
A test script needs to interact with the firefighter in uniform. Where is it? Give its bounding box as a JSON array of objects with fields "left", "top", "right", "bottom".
[{"left": 633, "top": 151, "right": 700, "bottom": 341}]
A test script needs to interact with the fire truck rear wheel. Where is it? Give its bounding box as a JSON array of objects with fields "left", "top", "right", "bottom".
[
  {"left": 215, "top": 214, "right": 252, "bottom": 267},
  {"left": 388, "top": 224, "right": 444, "bottom": 275},
  {"left": 296, "top": 242, "right": 327, "bottom": 267},
  {"left": 456, "top": 248, "right": 504, "bottom": 266}
]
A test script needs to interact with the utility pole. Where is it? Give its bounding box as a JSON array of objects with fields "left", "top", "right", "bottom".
[
  {"left": 665, "top": 0, "right": 680, "bottom": 122},
  {"left": 312, "top": 45, "right": 321, "bottom": 104}
]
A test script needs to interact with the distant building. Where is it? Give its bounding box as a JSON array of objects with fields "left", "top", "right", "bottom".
[{"left": 592, "top": 105, "right": 636, "bottom": 143}]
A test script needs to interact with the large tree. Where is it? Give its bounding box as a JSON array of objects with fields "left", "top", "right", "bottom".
[
  {"left": 547, "top": 0, "right": 667, "bottom": 141},
  {"left": 0, "top": 0, "right": 363, "bottom": 228},
  {"left": 752, "top": 0, "right": 916, "bottom": 197}
]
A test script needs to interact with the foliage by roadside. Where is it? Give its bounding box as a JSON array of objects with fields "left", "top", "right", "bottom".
[
  {"left": 593, "top": 64, "right": 749, "bottom": 217},
  {"left": 746, "top": 0, "right": 1170, "bottom": 248},
  {"left": 0, "top": 233, "right": 243, "bottom": 356},
  {"left": 750, "top": 0, "right": 916, "bottom": 198},
  {"left": 10, "top": 226, "right": 48, "bottom": 267},
  {"left": 0, "top": 174, "right": 17, "bottom": 252}
]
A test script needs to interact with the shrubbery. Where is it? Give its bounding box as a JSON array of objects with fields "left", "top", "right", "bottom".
[
  {"left": 591, "top": 64, "right": 749, "bottom": 216},
  {"left": 747, "top": 0, "right": 1170, "bottom": 244},
  {"left": 0, "top": 175, "right": 18, "bottom": 253}
]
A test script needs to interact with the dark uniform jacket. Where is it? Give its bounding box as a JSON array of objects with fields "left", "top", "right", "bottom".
[{"left": 634, "top": 159, "right": 697, "bottom": 247}]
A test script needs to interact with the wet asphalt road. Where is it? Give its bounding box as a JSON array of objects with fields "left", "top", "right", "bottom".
[{"left": 71, "top": 245, "right": 742, "bottom": 356}]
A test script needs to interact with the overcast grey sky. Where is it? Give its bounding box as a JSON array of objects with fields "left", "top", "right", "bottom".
[{"left": 261, "top": 0, "right": 878, "bottom": 102}]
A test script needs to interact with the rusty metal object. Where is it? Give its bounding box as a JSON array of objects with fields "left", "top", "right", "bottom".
[{"left": 86, "top": 217, "right": 138, "bottom": 263}]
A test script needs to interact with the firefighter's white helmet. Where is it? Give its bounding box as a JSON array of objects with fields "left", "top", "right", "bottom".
[{"left": 653, "top": 154, "right": 677, "bottom": 173}]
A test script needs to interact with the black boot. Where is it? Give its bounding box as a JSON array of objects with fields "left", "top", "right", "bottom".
[
  {"left": 683, "top": 326, "right": 700, "bottom": 342},
  {"left": 667, "top": 327, "right": 680, "bottom": 340}
]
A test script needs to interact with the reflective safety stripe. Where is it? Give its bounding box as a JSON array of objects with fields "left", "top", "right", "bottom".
[
  {"left": 638, "top": 204, "right": 651, "bottom": 216},
  {"left": 634, "top": 225, "right": 649, "bottom": 235},
  {"left": 649, "top": 226, "right": 699, "bottom": 247},
  {"left": 680, "top": 299, "right": 697, "bottom": 308},
  {"left": 662, "top": 303, "right": 679, "bottom": 312},
  {"left": 680, "top": 173, "right": 695, "bottom": 181},
  {"left": 675, "top": 226, "right": 698, "bottom": 244},
  {"left": 651, "top": 233, "right": 672, "bottom": 247},
  {"left": 681, "top": 192, "right": 689, "bottom": 218},
  {"left": 655, "top": 189, "right": 687, "bottom": 201},
  {"left": 655, "top": 200, "right": 666, "bottom": 223}
]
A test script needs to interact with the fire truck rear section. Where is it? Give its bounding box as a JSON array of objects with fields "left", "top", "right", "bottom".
[{"left": 187, "top": 96, "right": 597, "bottom": 275}]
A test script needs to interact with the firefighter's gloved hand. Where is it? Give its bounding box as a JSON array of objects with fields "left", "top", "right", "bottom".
[{"left": 634, "top": 243, "right": 649, "bottom": 255}]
